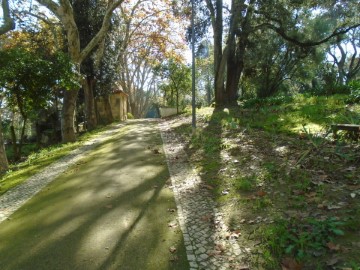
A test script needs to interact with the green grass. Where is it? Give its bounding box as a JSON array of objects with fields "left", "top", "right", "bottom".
[
  {"left": 171, "top": 94, "right": 360, "bottom": 269},
  {"left": 233, "top": 175, "right": 256, "bottom": 192},
  {"left": 260, "top": 217, "right": 345, "bottom": 266},
  {"left": 0, "top": 124, "right": 120, "bottom": 195},
  {"left": 238, "top": 94, "right": 359, "bottom": 135}
]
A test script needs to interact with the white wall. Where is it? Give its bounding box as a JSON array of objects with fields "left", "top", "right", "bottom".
[{"left": 159, "top": 107, "right": 178, "bottom": 118}]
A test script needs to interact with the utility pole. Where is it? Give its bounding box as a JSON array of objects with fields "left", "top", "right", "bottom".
[{"left": 191, "top": 0, "right": 196, "bottom": 133}]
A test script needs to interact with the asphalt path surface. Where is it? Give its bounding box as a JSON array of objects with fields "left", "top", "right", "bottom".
[{"left": 0, "top": 120, "right": 189, "bottom": 270}]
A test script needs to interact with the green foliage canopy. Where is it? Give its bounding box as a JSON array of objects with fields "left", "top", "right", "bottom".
[{"left": 0, "top": 47, "right": 79, "bottom": 119}]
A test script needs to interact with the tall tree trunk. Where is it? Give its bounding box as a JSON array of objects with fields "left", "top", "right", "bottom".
[
  {"left": 82, "top": 76, "right": 97, "bottom": 130},
  {"left": 176, "top": 88, "right": 179, "bottom": 114},
  {"left": 0, "top": 115, "right": 9, "bottom": 171},
  {"left": 226, "top": 37, "right": 247, "bottom": 104},
  {"left": 225, "top": 0, "right": 242, "bottom": 105},
  {"left": 130, "top": 101, "right": 138, "bottom": 118},
  {"left": 225, "top": 0, "right": 254, "bottom": 105},
  {"left": 10, "top": 125, "right": 19, "bottom": 161},
  {"left": 61, "top": 89, "right": 79, "bottom": 142},
  {"left": 17, "top": 117, "right": 27, "bottom": 160},
  {"left": 205, "top": 0, "right": 225, "bottom": 106},
  {"left": 213, "top": 0, "right": 224, "bottom": 106},
  {"left": 103, "top": 96, "right": 114, "bottom": 124}
]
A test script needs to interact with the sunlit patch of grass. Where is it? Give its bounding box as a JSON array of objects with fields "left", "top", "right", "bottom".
[
  {"left": 238, "top": 94, "right": 354, "bottom": 135},
  {"left": 233, "top": 175, "right": 256, "bottom": 192},
  {"left": 252, "top": 197, "right": 273, "bottom": 211},
  {"left": 170, "top": 95, "right": 360, "bottom": 269}
]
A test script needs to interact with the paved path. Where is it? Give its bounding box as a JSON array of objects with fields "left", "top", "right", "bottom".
[
  {"left": 0, "top": 119, "right": 247, "bottom": 270},
  {"left": 0, "top": 120, "right": 188, "bottom": 270},
  {"left": 0, "top": 123, "right": 126, "bottom": 223},
  {"left": 160, "top": 121, "right": 247, "bottom": 270}
]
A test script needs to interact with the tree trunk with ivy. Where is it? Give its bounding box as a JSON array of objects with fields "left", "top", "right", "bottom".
[
  {"left": 0, "top": 116, "right": 9, "bottom": 171},
  {"left": 61, "top": 89, "right": 78, "bottom": 142},
  {"left": 82, "top": 76, "right": 97, "bottom": 130}
]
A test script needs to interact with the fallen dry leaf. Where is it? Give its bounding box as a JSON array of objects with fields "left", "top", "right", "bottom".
[
  {"left": 256, "top": 190, "right": 267, "bottom": 197},
  {"left": 318, "top": 174, "right": 329, "bottom": 181},
  {"left": 169, "top": 246, "right": 177, "bottom": 253},
  {"left": 327, "top": 242, "right": 341, "bottom": 251},
  {"left": 215, "top": 243, "right": 226, "bottom": 253},
  {"left": 305, "top": 192, "right": 317, "bottom": 198},
  {"left": 203, "top": 184, "right": 214, "bottom": 190},
  {"left": 291, "top": 190, "right": 305, "bottom": 196},
  {"left": 281, "top": 257, "right": 303, "bottom": 270}
]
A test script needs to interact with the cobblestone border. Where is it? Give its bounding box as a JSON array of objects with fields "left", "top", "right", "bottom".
[
  {"left": 0, "top": 123, "right": 126, "bottom": 223},
  {"left": 159, "top": 121, "right": 248, "bottom": 270}
]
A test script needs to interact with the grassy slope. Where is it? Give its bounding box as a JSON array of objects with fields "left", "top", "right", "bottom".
[{"left": 170, "top": 94, "right": 360, "bottom": 269}]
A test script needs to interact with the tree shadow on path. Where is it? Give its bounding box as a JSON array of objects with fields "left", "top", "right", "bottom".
[{"left": 0, "top": 120, "right": 189, "bottom": 270}]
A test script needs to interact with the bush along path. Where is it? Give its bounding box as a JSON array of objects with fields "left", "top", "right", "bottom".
[
  {"left": 0, "top": 120, "right": 188, "bottom": 270},
  {"left": 160, "top": 120, "right": 249, "bottom": 270}
]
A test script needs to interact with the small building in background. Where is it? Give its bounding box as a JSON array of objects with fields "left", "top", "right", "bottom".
[
  {"left": 97, "top": 88, "right": 128, "bottom": 122},
  {"left": 110, "top": 89, "right": 128, "bottom": 121}
]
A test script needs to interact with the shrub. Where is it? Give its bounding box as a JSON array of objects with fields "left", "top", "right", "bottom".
[
  {"left": 127, "top": 112, "right": 134, "bottom": 119},
  {"left": 241, "top": 95, "right": 293, "bottom": 108},
  {"left": 309, "top": 84, "right": 351, "bottom": 96},
  {"left": 346, "top": 80, "right": 360, "bottom": 104}
]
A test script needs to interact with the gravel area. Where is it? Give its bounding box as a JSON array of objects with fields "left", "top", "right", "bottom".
[
  {"left": 160, "top": 120, "right": 249, "bottom": 270},
  {"left": 0, "top": 123, "right": 126, "bottom": 223}
]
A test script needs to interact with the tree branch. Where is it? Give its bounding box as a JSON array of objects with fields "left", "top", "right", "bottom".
[
  {"left": 262, "top": 22, "right": 360, "bottom": 47},
  {"left": 0, "top": 0, "right": 15, "bottom": 35},
  {"left": 35, "top": 0, "right": 61, "bottom": 18},
  {"left": 79, "top": 0, "right": 125, "bottom": 63}
]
